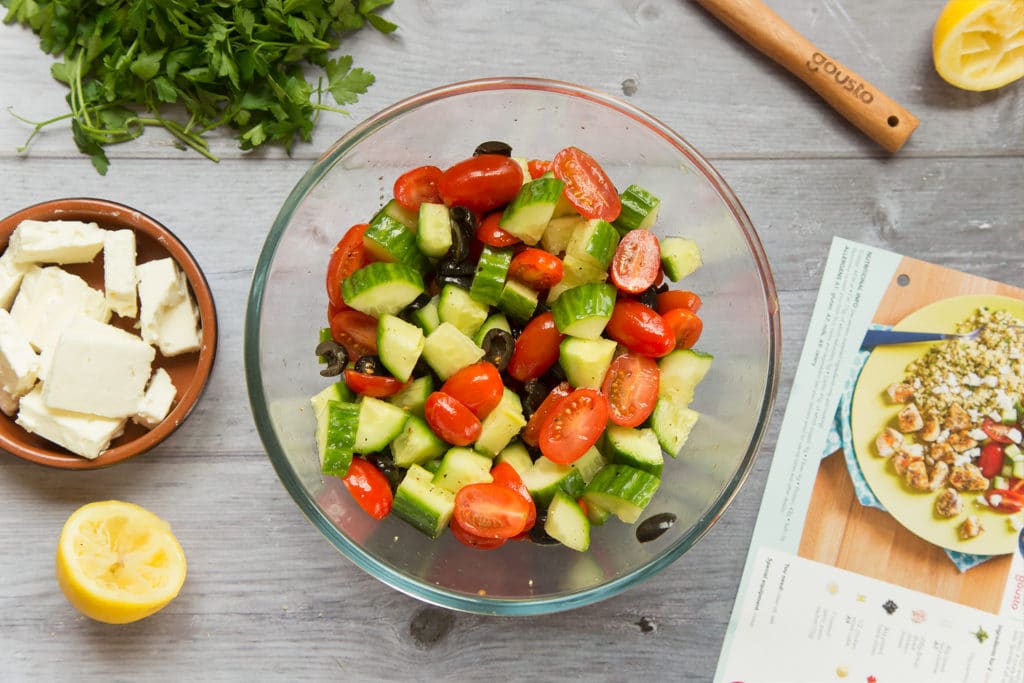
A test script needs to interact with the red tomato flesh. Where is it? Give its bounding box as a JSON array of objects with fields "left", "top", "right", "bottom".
[
  {"left": 610, "top": 229, "right": 660, "bottom": 294},
  {"left": 450, "top": 516, "right": 508, "bottom": 549},
  {"left": 342, "top": 457, "right": 394, "bottom": 520},
  {"left": 343, "top": 369, "right": 405, "bottom": 398},
  {"left": 527, "top": 159, "right": 552, "bottom": 179},
  {"left": 985, "top": 488, "right": 1024, "bottom": 513},
  {"left": 981, "top": 417, "right": 1014, "bottom": 444},
  {"left": 325, "top": 223, "right": 369, "bottom": 309},
  {"left": 454, "top": 483, "right": 531, "bottom": 539},
  {"left": 552, "top": 146, "right": 621, "bottom": 221},
  {"left": 602, "top": 352, "right": 660, "bottom": 427},
  {"left": 522, "top": 381, "right": 572, "bottom": 447},
  {"left": 476, "top": 211, "right": 521, "bottom": 247},
  {"left": 539, "top": 388, "right": 609, "bottom": 464},
  {"left": 507, "top": 312, "right": 564, "bottom": 382},
  {"left": 441, "top": 362, "right": 504, "bottom": 420},
  {"left": 508, "top": 248, "right": 564, "bottom": 290},
  {"left": 393, "top": 165, "right": 443, "bottom": 212},
  {"left": 490, "top": 461, "right": 536, "bottom": 537},
  {"left": 604, "top": 300, "right": 675, "bottom": 358},
  {"left": 438, "top": 155, "right": 524, "bottom": 213},
  {"left": 978, "top": 442, "right": 1005, "bottom": 479},
  {"left": 657, "top": 290, "right": 703, "bottom": 314},
  {"left": 329, "top": 308, "right": 378, "bottom": 359},
  {"left": 424, "top": 392, "right": 482, "bottom": 446},
  {"left": 663, "top": 307, "right": 704, "bottom": 349}
]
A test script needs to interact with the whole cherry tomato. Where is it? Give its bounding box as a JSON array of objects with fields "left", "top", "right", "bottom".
[
  {"left": 656, "top": 290, "right": 703, "bottom": 314},
  {"left": 325, "top": 223, "right": 369, "bottom": 309},
  {"left": 610, "top": 229, "right": 660, "bottom": 294},
  {"left": 476, "top": 211, "right": 521, "bottom": 247},
  {"left": 344, "top": 369, "right": 405, "bottom": 398},
  {"left": 521, "top": 381, "right": 572, "bottom": 447},
  {"left": 393, "top": 165, "right": 443, "bottom": 211},
  {"left": 441, "top": 362, "right": 504, "bottom": 420},
  {"left": 602, "top": 352, "right": 660, "bottom": 427},
  {"left": 662, "top": 307, "right": 704, "bottom": 349},
  {"left": 604, "top": 300, "right": 675, "bottom": 357},
  {"left": 507, "top": 312, "right": 564, "bottom": 382},
  {"left": 424, "top": 391, "right": 482, "bottom": 446},
  {"left": 454, "top": 483, "right": 531, "bottom": 539},
  {"left": 538, "top": 388, "right": 609, "bottom": 464},
  {"left": 978, "top": 442, "right": 1005, "bottom": 479},
  {"left": 342, "top": 457, "right": 394, "bottom": 519},
  {"left": 508, "top": 248, "right": 564, "bottom": 290},
  {"left": 329, "top": 308, "right": 378, "bottom": 359},
  {"left": 552, "top": 146, "right": 621, "bottom": 221},
  {"left": 438, "top": 155, "right": 524, "bottom": 213}
]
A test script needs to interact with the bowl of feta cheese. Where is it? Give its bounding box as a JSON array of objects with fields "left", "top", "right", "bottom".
[{"left": 0, "top": 198, "right": 217, "bottom": 468}]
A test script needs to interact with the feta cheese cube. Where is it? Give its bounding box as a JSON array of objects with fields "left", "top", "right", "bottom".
[
  {"left": 0, "top": 249, "right": 31, "bottom": 310},
  {"left": 7, "top": 220, "right": 105, "bottom": 265},
  {"left": 0, "top": 309, "right": 40, "bottom": 399},
  {"left": 10, "top": 266, "right": 110, "bottom": 353},
  {"left": 153, "top": 295, "right": 201, "bottom": 357},
  {"left": 133, "top": 367, "right": 177, "bottom": 428},
  {"left": 0, "top": 386, "right": 19, "bottom": 416},
  {"left": 136, "top": 258, "right": 185, "bottom": 345},
  {"left": 103, "top": 229, "right": 138, "bottom": 318},
  {"left": 15, "top": 386, "right": 125, "bottom": 459},
  {"left": 42, "top": 316, "right": 156, "bottom": 418}
]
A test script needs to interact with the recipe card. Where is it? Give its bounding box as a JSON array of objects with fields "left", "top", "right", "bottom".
[{"left": 715, "top": 238, "right": 1024, "bottom": 683}]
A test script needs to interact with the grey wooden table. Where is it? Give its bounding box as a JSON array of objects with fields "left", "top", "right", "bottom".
[{"left": 1, "top": 1, "right": 1021, "bottom": 681}]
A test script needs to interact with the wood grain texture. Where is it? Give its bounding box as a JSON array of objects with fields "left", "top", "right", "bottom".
[{"left": 0, "top": 0, "right": 1022, "bottom": 680}]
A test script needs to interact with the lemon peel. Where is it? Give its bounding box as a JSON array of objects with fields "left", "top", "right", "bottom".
[{"left": 933, "top": 0, "right": 1024, "bottom": 91}]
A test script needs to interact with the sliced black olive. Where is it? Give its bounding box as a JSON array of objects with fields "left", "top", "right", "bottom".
[
  {"left": 541, "top": 362, "right": 566, "bottom": 385},
  {"left": 637, "top": 285, "right": 658, "bottom": 310},
  {"left": 436, "top": 258, "right": 475, "bottom": 278},
  {"left": 434, "top": 273, "right": 473, "bottom": 290},
  {"left": 654, "top": 282, "right": 670, "bottom": 294},
  {"left": 521, "top": 379, "right": 548, "bottom": 418},
  {"left": 473, "top": 140, "right": 512, "bottom": 157},
  {"left": 445, "top": 207, "right": 477, "bottom": 263},
  {"left": 365, "top": 453, "right": 404, "bottom": 492},
  {"left": 481, "top": 328, "right": 514, "bottom": 372},
  {"left": 635, "top": 512, "right": 677, "bottom": 543},
  {"left": 315, "top": 340, "right": 348, "bottom": 377},
  {"left": 398, "top": 293, "right": 432, "bottom": 322},
  {"left": 528, "top": 512, "right": 560, "bottom": 545},
  {"left": 354, "top": 354, "right": 386, "bottom": 376}
]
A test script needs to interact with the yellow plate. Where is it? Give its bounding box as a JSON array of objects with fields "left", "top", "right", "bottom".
[{"left": 851, "top": 294, "right": 1024, "bottom": 555}]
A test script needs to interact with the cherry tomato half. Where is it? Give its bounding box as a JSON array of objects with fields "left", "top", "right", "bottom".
[
  {"left": 476, "top": 211, "right": 521, "bottom": 247},
  {"left": 438, "top": 155, "right": 524, "bottom": 213},
  {"left": 981, "top": 417, "right": 1015, "bottom": 444},
  {"left": 522, "top": 381, "right": 572, "bottom": 447},
  {"left": 978, "top": 442, "right": 1005, "bottom": 479},
  {"left": 610, "top": 229, "right": 660, "bottom": 294},
  {"left": 329, "top": 308, "right": 378, "bottom": 359},
  {"left": 602, "top": 352, "right": 660, "bottom": 427},
  {"left": 490, "top": 461, "right": 536, "bottom": 538},
  {"left": 657, "top": 290, "right": 703, "bottom": 314},
  {"left": 449, "top": 516, "right": 507, "bottom": 549},
  {"left": 454, "top": 482, "right": 531, "bottom": 539},
  {"left": 527, "top": 159, "right": 552, "bottom": 179},
  {"left": 393, "top": 165, "right": 443, "bottom": 212},
  {"left": 441, "top": 362, "right": 504, "bottom": 420},
  {"left": 604, "top": 300, "right": 675, "bottom": 358},
  {"left": 663, "top": 307, "right": 704, "bottom": 349},
  {"left": 538, "top": 388, "right": 609, "bottom": 464},
  {"left": 424, "top": 391, "right": 482, "bottom": 446},
  {"left": 508, "top": 311, "right": 564, "bottom": 382},
  {"left": 342, "top": 457, "right": 394, "bottom": 520},
  {"left": 552, "top": 146, "right": 621, "bottom": 221},
  {"left": 344, "top": 369, "right": 405, "bottom": 398},
  {"left": 985, "top": 488, "right": 1024, "bottom": 514},
  {"left": 325, "top": 223, "right": 369, "bottom": 309},
  {"left": 508, "top": 248, "right": 564, "bottom": 290}
]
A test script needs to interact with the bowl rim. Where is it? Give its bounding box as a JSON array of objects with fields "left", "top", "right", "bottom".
[
  {"left": 0, "top": 197, "right": 218, "bottom": 469},
  {"left": 245, "top": 77, "right": 781, "bottom": 615}
]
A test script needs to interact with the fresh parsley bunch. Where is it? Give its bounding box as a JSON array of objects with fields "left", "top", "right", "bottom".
[{"left": 2, "top": 0, "right": 396, "bottom": 173}]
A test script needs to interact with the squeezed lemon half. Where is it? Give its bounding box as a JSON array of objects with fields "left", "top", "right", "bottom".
[
  {"left": 933, "top": 0, "right": 1024, "bottom": 91},
  {"left": 56, "top": 501, "right": 187, "bottom": 624}
]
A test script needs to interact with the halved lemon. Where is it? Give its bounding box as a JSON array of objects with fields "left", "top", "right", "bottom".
[
  {"left": 933, "top": 0, "right": 1024, "bottom": 91},
  {"left": 56, "top": 501, "right": 187, "bottom": 624}
]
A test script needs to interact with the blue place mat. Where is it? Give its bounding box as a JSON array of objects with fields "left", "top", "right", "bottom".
[{"left": 823, "top": 324, "right": 994, "bottom": 573}]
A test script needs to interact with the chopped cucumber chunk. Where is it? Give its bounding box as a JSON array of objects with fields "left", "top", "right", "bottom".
[
  {"left": 605, "top": 425, "right": 664, "bottom": 476},
  {"left": 421, "top": 322, "right": 485, "bottom": 379},
  {"left": 372, "top": 198, "right": 419, "bottom": 231},
  {"left": 583, "top": 464, "right": 660, "bottom": 524},
  {"left": 355, "top": 396, "right": 410, "bottom": 453},
  {"left": 565, "top": 218, "right": 619, "bottom": 271},
  {"left": 432, "top": 447, "right": 495, "bottom": 493},
  {"left": 545, "top": 490, "right": 590, "bottom": 552},
  {"left": 313, "top": 399, "right": 359, "bottom": 476},
  {"left": 497, "top": 278, "right": 539, "bottom": 322},
  {"left": 390, "top": 414, "right": 448, "bottom": 468},
  {"left": 473, "top": 312, "right": 512, "bottom": 346},
  {"left": 386, "top": 375, "right": 434, "bottom": 417},
  {"left": 495, "top": 440, "right": 533, "bottom": 475},
  {"left": 550, "top": 282, "right": 616, "bottom": 339},
  {"left": 499, "top": 177, "right": 565, "bottom": 245},
  {"left": 558, "top": 336, "right": 617, "bottom": 389},
  {"left": 393, "top": 464, "right": 456, "bottom": 538},
  {"left": 364, "top": 213, "right": 426, "bottom": 270},
  {"left": 650, "top": 402, "right": 700, "bottom": 457},
  {"left": 657, "top": 349, "right": 713, "bottom": 407},
  {"left": 541, "top": 215, "right": 583, "bottom": 255},
  {"left": 660, "top": 237, "right": 702, "bottom": 281},
  {"left": 342, "top": 262, "right": 425, "bottom": 319},
  {"left": 438, "top": 284, "right": 490, "bottom": 338},
  {"left": 470, "top": 246, "right": 513, "bottom": 307},
  {"left": 613, "top": 184, "right": 661, "bottom": 235},
  {"left": 475, "top": 387, "right": 526, "bottom": 457},
  {"left": 416, "top": 202, "right": 453, "bottom": 258},
  {"left": 377, "top": 314, "right": 425, "bottom": 382}
]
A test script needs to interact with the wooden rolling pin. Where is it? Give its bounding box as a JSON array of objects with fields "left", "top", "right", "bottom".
[{"left": 695, "top": 0, "right": 919, "bottom": 152}]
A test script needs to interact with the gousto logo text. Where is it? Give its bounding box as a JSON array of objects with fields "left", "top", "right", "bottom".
[{"left": 806, "top": 52, "right": 875, "bottom": 104}]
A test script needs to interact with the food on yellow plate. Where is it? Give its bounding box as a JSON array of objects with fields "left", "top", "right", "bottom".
[
  {"left": 56, "top": 501, "right": 187, "bottom": 624},
  {"left": 932, "top": 0, "right": 1024, "bottom": 91}
]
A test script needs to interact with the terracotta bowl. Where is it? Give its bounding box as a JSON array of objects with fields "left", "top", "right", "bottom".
[{"left": 0, "top": 198, "right": 217, "bottom": 469}]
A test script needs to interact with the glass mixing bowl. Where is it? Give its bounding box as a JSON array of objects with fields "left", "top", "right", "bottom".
[{"left": 245, "top": 78, "right": 780, "bottom": 615}]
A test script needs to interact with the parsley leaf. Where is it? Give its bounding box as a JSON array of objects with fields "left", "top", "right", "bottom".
[{"left": 1, "top": 0, "right": 397, "bottom": 174}]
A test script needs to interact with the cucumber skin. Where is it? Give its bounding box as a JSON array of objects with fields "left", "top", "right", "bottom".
[
  {"left": 613, "top": 184, "right": 661, "bottom": 235},
  {"left": 469, "top": 246, "right": 513, "bottom": 307},
  {"left": 377, "top": 314, "right": 425, "bottom": 382},
  {"left": 497, "top": 278, "right": 538, "bottom": 322},
  {"left": 364, "top": 213, "right": 426, "bottom": 270},
  {"left": 605, "top": 425, "right": 664, "bottom": 476},
  {"left": 583, "top": 464, "right": 660, "bottom": 523},
  {"left": 544, "top": 489, "right": 591, "bottom": 552},
  {"left": 438, "top": 284, "right": 489, "bottom": 338},
  {"left": 386, "top": 375, "right": 434, "bottom": 417},
  {"left": 390, "top": 414, "right": 447, "bottom": 468},
  {"left": 566, "top": 219, "right": 619, "bottom": 271},
  {"left": 650, "top": 402, "right": 700, "bottom": 457},
  {"left": 392, "top": 465, "right": 455, "bottom": 539},
  {"left": 660, "top": 237, "right": 702, "bottom": 281},
  {"left": 373, "top": 199, "right": 419, "bottom": 231},
  {"left": 354, "top": 396, "right": 410, "bottom": 453},
  {"left": 416, "top": 202, "right": 453, "bottom": 258},
  {"left": 550, "top": 283, "right": 616, "bottom": 339},
  {"left": 320, "top": 401, "right": 359, "bottom": 476},
  {"left": 342, "top": 262, "right": 425, "bottom": 319},
  {"left": 499, "top": 177, "right": 565, "bottom": 245}
]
